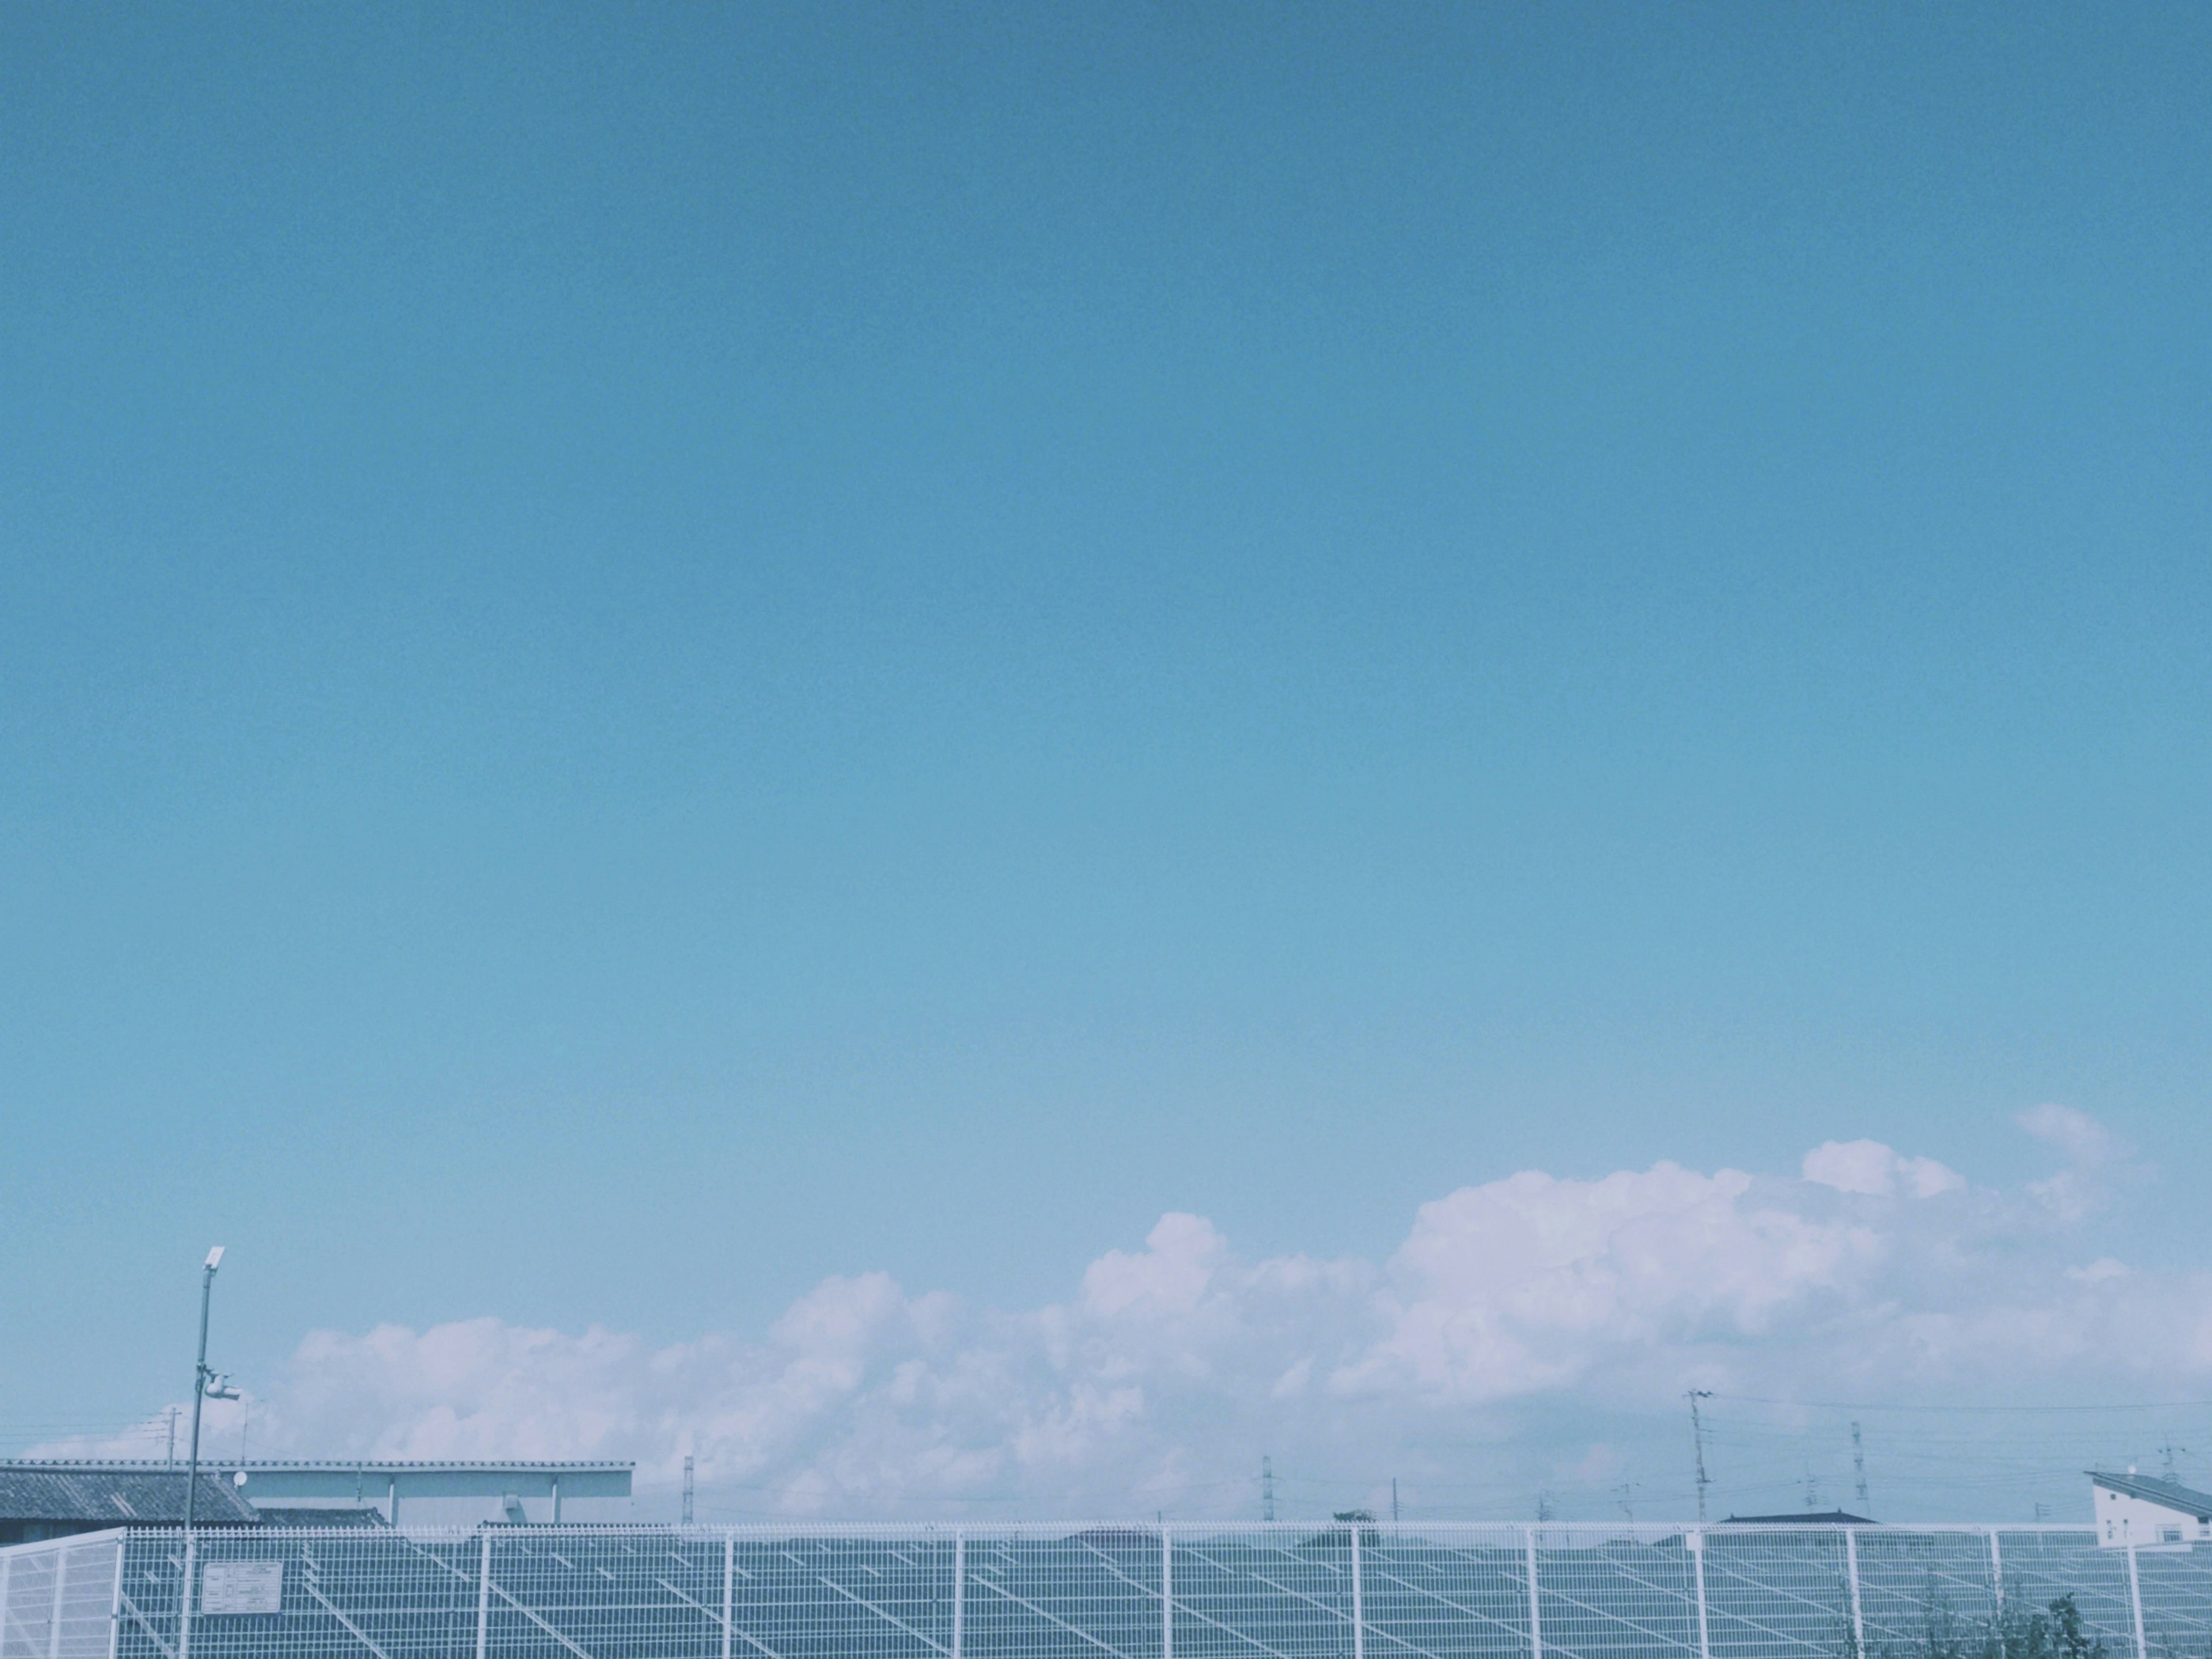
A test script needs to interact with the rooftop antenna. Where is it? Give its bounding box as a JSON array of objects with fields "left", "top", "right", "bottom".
[
  {"left": 1851, "top": 1422, "right": 1869, "bottom": 1508},
  {"left": 1687, "top": 1391, "right": 1713, "bottom": 1523},
  {"left": 1262, "top": 1456, "right": 1275, "bottom": 1522},
  {"left": 682, "top": 1455, "right": 695, "bottom": 1525}
]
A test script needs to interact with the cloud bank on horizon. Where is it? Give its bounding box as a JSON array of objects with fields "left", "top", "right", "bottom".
[{"left": 56, "top": 1107, "right": 2207, "bottom": 1520}]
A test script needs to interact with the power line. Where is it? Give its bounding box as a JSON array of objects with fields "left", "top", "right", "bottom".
[{"left": 1714, "top": 1395, "right": 2212, "bottom": 1414}]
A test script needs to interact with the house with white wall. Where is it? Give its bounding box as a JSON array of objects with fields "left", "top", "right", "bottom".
[{"left": 2090, "top": 1468, "right": 2212, "bottom": 1548}]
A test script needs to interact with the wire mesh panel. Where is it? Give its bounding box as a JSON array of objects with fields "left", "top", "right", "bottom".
[
  {"left": 487, "top": 1531, "right": 726, "bottom": 1659},
  {"left": 9, "top": 1520, "right": 2206, "bottom": 1659},
  {"left": 1529, "top": 1528, "right": 1703, "bottom": 1659},
  {"left": 1168, "top": 1525, "right": 1357, "bottom": 1659},
  {"left": 1987, "top": 1531, "right": 2138, "bottom": 1657},
  {"left": 0, "top": 1532, "right": 122, "bottom": 1659},
  {"left": 1701, "top": 1528, "right": 1854, "bottom": 1659},
  {"left": 1362, "top": 1526, "right": 1533, "bottom": 1659},
  {"left": 0, "top": 1542, "right": 60, "bottom": 1659},
  {"left": 1852, "top": 1528, "right": 1998, "bottom": 1655},
  {"left": 116, "top": 1527, "right": 485, "bottom": 1659},
  {"left": 55, "top": 1536, "right": 121, "bottom": 1659},
  {"left": 2131, "top": 1546, "right": 2212, "bottom": 1659},
  {"left": 963, "top": 1528, "right": 1160, "bottom": 1658},
  {"left": 729, "top": 1530, "right": 953, "bottom": 1659},
  {"left": 113, "top": 1529, "right": 184, "bottom": 1659}
]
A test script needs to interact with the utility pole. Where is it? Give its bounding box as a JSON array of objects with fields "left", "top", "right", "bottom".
[
  {"left": 1804, "top": 1469, "right": 1821, "bottom": 1512},
  {"left": 1851, "top": 1422, "right": 1868, "bottom": 1508},
  {"left": 1262, "top": 1456, "right": 1275, "bottom": 1522},
  {"left": 1687, "top": 1391, "right": 1713, "bottom": 1524},
  {"left": 184, "top": 1247, "right": 238, "bottom": 1532},
  {"left": 1615, "top": 1482, "right": 1638, "bottom": 1522},
  {"left": 1535, "top": 1493, "right": 1553, "bottom": 1523},
  {"left": 682, "top": 1455, "right": 695, "bottom": 1525},
  {"left": 166, "top": 1407, "right": 179, "bottom": 1469},
  {"left": 1392, "top": 1478, "right": 1399, "bottom": 1525}
]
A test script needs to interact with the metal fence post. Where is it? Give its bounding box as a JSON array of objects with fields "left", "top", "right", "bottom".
[
  {"left": 1989, "top": 1529, "right": 2003, "bottom": 1616},
  {"left": 2127, "top": 1544, "right": 2147, "bottom": 1659},
  {"left": 47, "top": 1539, "right": 68, "bottom": 1659},
  {"left": 722, "top": 1533, "right": 735, "bottom": 1659},
  {"left": 109, "top": 1537, "right": 127, "bottom": 1659},
  {"left": 1349, "top": 1521, "right": 1365, "bottom": 1659},
  {"left": 475, "top": 1531, "right": 493, "bottom": 1659},
  {"left": 953, "top": 1530, "right": 964, "bottom": 1659},
  {"left": 177, "top": 1532, "right": 197, "bottom": 1659},
  {"left": 1, "top": 1551, "right": 11, "bottom": 1659},
  {"left": 1525, "top": 1527, "right": 1543, "bottom": 1659},
  {"left": 1161, "top": 1524, "right": 1174, "bottom": 1659},
  {"left": 1691, "top": 1530, "right": 1713, "bottom": 1659},
  {"left": 1845, "top": 1528, "right": 1866, "bottom": 1659}
]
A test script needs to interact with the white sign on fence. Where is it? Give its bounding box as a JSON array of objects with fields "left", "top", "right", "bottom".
[{"left": 201, "top": 1560, "right": 285, "bottom": 1615}]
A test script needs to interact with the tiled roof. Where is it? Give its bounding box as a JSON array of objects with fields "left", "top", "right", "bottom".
[
  {"left": 247, "top": 1506, "right": 389, "bottom": 1528},
  {"left": 5, "top": 1459, "right": 630, "bottom": 1472},
  {"left": 0, "top": 1466, "right": 259, "bottom": 1525},
  {"left": 1724, "top": 1510, "right": 1878, "bottom": 1525}
]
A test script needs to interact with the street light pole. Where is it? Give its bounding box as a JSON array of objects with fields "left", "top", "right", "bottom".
[{"left": 184, "top": 1247, "right": 225, "bottom": 1532}]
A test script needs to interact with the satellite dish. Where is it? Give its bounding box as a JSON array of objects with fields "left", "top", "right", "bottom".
[{"left": 234, "top": 1471, "right": 248, "bottom": 1487}]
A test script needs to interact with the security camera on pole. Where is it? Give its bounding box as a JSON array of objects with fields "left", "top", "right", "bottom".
[{"left": 184, "top": 1247, "right": 240, "bottom": 1533}]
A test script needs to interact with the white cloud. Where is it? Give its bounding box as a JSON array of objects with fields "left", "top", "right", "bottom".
[
  {"left": 1335, "top": 1163, "right": 1880, "bottom": 1403},
  {"left": 2017, "top": 1103, "right": 2130, "bottom": 1221},
  {"left": 44, "top": 1109, "right": 2211, "bottom": 1521},
  {"left": 2065, "top": 1258, "right": 2128, "bottom": 1284},
  {"left": 2017, "top": 1103, "right": 2116, "bottom": 1168},
  {"left": 1802, "top": 1139, "right": 1965, "bottom": 1198}
]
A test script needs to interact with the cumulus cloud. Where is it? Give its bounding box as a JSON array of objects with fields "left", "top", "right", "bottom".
[
  {"left": 45, "top": 1109, "right": 2211, "bottom": 1521},
  {"left": 2017, "top": 1103, "right": 2116, "bottom": 1168},
  {"left": 2017, "top": 1101, "right": 2131, "bottom": 1221},
  {"left": 1802, "top": 1139, "right": 1965, "bottom": 1198}
]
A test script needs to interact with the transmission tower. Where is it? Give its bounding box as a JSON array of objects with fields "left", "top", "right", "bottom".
[{"left": 1687, "top": 1390, "right": 1713, "bottom": 1522}]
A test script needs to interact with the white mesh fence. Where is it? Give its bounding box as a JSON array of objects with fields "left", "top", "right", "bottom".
[
  {"left": 2, "top": 1524, "right": 2206, "bottom": 1659},
  {"left": 0, "top": 1531, "right": 124, "bottom": 1659}
]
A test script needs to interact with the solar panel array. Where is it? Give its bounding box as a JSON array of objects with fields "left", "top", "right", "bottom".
[{"left": 5, "top": 1523, "right": 2209, "bottom": 1659}]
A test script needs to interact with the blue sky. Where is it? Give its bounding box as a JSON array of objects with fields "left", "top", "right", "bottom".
[{"left": 3, "top": 5, "right": 2210, "bottom": 1515}]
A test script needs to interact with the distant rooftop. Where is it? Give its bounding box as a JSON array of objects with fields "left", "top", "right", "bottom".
[
  {"left": 2089, "top": 1469, "right": 2212, "bottom": 1518},
  {"left": 1724, "top": 1510, "right": 1878, "bottom": 1526},
  {"left": 1, "top": 1459, "right": 631, "bottom": 1472},
  {"left": 247, "top": 1506, "right": 390, "bottom": 1528},
  {"left": 0, "top": 1466, "right": 258, "bottom": 1526}
]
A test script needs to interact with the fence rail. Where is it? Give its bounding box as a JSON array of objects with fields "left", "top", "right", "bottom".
[{"left": 4, "top": 1524, "right": 2206, "bottom": 1659}]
